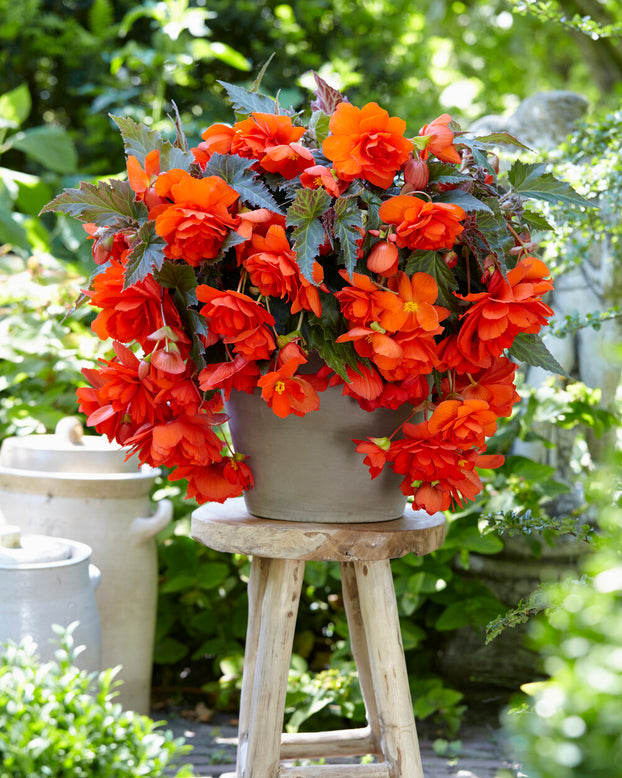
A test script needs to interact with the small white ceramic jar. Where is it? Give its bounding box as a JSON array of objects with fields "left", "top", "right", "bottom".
[{"left": 0, "top": 527, "right": 102, "bottom": 672}]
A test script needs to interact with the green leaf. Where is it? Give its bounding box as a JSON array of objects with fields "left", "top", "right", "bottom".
[
  {"left": 428, "top": 162, "right": 469, "bottom": 185},
  {"left": 308, "top": 110, "right": 331, "bottom": 145},
  {"left": 520, "top": 209, "right": 555, "bottom": 232},
  {"left": 508, "top": 332, "right": 570, "bottom": 376},
  {"left": 155, "top": 261, "right": 197, "bottom": 292},
  {"left": 204, "top": 152, "right": 282, "bottom": 213},
  {"left": 502, "top": 455, "right": 557, "bottom": 481},
  {"left": 0, "top": 84, "right": 31, "bottom": 126},
  {"left": 217, "top": 80, "right": 277, "bottom": 115},
  {"left": 9, "top": 126, "right": 78, "bottom": 173},
  {"left": 159, "top": 573, "right": 197, "bottom": 594},
  {"left": 286, "top": 187, "right": 331, "bottom": 281},
  {"left": 333, "top": 196, "right": 364, "bottom": 277},
  {"left": 0, "top": 209, "right": 28, "bottom": 249},
  {"left": 111, "top": 114, "right": 194, "bottom": 170},
  {"left": 302, "top": 303, "right": 361, "bottom": 381},
  {"left": 41, "top": 178, "right": 145, "bottom": 226},
  {"left": 508, "top": 160, "right": 593, "bottom": 207},
  {"left": 435, "top": 597, "right": 502, "bottom": 631},
  {"left": 470, "top": 131, "right": 533, "bottom": 151},
  {"left": 460, "top": 527, "right": 504, "bottom": 555},
  {"left": 197, "top": 562, "right": 230, "bottom": 590},
  {"left": 191, "top": 40, "right": 251, "bottom": 71},
  {"left": 435, "top": 189, "right": 493, "bottom": 214},
  {"left": 153, "top": 637, "right": 189, "bottom": 664},
  {"left": 124, "top": 220, "right": 166, "bottom": 287},
  {"left": 399, "top": 620, "right": 426, "bottom": 650}
]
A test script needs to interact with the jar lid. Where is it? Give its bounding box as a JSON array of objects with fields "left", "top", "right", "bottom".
[
  {"left": 0, "top": 527, "right": 72, "bottom": 567},
  {"left": 0, "top": 417, "right": 140, "bottom": 475}
]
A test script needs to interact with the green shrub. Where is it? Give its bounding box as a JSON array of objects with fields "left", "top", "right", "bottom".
[
  {"left": 501, "top": 458, "right": 622, "bottom": 777},
  {"left": 0, "top": 624, "right": 193, "bottom": 778}
]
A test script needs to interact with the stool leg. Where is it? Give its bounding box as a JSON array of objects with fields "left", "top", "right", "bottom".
[
  {"left": 340, "top": 562, "right": 382, "bottom": 754},
  {"left": 238, "top": 556, "right": 305, "bottom": 778},
  {"left": 354, "top": 559, "right": 424, "bottom": 778},
  {"left": 236, "top": 556, "right": 271, "bottom": 777}
]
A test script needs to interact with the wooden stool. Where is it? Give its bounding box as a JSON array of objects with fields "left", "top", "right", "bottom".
[{"left": 192, "top": 497, "right": 446, "bottom": 778}]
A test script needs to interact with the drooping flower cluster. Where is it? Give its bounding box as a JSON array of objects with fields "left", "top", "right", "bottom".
[{"left": 45, "top": 73, "right": 570, "bottom": 515}]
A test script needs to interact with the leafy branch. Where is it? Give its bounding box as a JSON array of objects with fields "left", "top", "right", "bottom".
[
  {"left": 509, "top": 0, "right": 622, "bottom": 39},
  {"left": 482, "top": 509, "right": 597, "bottom": 544},
  {"left": 486, "top": 587, "right": 548, "bottom": 643}
]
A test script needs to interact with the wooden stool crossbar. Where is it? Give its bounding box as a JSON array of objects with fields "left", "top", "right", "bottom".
[{"left": 192, "top": 497, "right": 446, "bottom": 778}]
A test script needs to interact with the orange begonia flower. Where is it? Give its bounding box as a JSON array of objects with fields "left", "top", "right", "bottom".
[
  {"left": 87, "top": 260, "right": 183, "bottom": 349},
  {"left": 341, "top": 362, "right": 384, "bottom": 402},
  {"left": 334, "top": 271, "right": 384, "bottom": 326},
  {"left": 456, "top": 256, "right": 554, "bottom": 368},
  {"left": 299, "top": 165, "right": 344, "bottom": 197},
  {"left": 168, "top": 456, "right": 253, "bottom": 504},
  {"left": 260, "top": 142, "right": 315, "bottom": 180},
  {"left": 257, "top": 357, "right": 320, "bottom": 418},
  {"left": 354, "top": 437, "right": 391, "bottom": 479},
  {"left": 322, "top": 102, "right": 414, "bottom": 189},
  {"left": 126, "top": 412, "right": 225, "bottom": 469},
  {"left": 231, "top": 113, "right": 314, "bottom": 179},
  {"left": 378, "top": 195, "right": 466, "bottom": 252},
  {"left": 389, "top": 422, "right": 503, "bottom": 513},
  {"left": 127, "top": 150, "right": 161, "bottom": 198},
  {"left": 375, "top": 271, "right": 449, "bottom": 334},
  {"left": 427, "top": 399, "right": 498, "bottom": 449},
  {"left": 377, "top": 331, "right": 439, "bottom": 381},
  {"left": 198, "top": 355, "right": 261, "bottom": 400},
  {"left": 196, "top": 284, "right": 277, "bottom": 361},
  {"left": 232, "top": 113, "right": 306, "bottom": 156},
  {"left": 231, "top": 325, "right": 277, "bottom": 362},
  {"left": 450, "top": 356, "right": 520, "bottom": 418},
  {"left": 192, "top": 123, "right": 236, "bottom": 166},
  {"left": 435, "top": 334, "right": 486, "bottom": 375},
  {"left": 336, "top": 326, "right": 403, "bottom": 372},
  {"left": 152, "top": 170, "right": 240, "bottom": 266},
  {"left": 244, "top": 225, "right": 299, "bottom": 301},
  {"left": 196, "top": 286, "right": 275, "bottom": 340},
  {"left": 418, "top": 114, "right": 462, "bottom": 165}
]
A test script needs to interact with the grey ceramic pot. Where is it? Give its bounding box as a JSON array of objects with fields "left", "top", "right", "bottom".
[{"left": 226, "top": 386, "right": 413, "bottom": 523}]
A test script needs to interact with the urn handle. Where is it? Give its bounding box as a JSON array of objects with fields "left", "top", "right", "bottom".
[
  {"left": 129, "top": 499, "right": 173, "bottom": 546},
  {"left": 89, "top": 563, "right": 102, "bottom": 590}
]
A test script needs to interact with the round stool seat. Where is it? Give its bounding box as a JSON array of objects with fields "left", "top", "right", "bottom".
[{"left": 191, "top": 496, "right": 446, "bottom": 561}]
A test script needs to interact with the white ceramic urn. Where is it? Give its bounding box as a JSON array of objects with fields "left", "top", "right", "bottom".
[
  {"left": 0, "top": 527, "right": 102, "bottom": 672},
  {"left": 0, "top": 417, "right": 173, "bottom": 713}
]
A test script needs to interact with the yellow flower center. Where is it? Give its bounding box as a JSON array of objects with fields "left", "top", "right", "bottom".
[
  {"left": 275, "top": 380, "right": 286, "bottom": 394},
  {"left": 404, "top": 301, "right": 419, "bottom": 313}
]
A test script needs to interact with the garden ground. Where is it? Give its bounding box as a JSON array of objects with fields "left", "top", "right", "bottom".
[{"left": 158, "top": 709, "right": 522, "bottom": 778}]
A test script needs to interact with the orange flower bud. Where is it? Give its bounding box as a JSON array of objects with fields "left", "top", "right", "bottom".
[
  {"left": 403, "top": 158, "right": 430, "bottom": 190},
  {"left": 366, "top": 240, "right": 399, "bottom": 277},
  {"left": 443, "top": 250, "right": 458, "bottom": 269}
]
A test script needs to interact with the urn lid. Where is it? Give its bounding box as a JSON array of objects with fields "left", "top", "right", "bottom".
[
  {"left": 0, "top": 417, "right": 140, "bottom": 475},
  {"left": 0, "top": 525, "right": 73, "bottom": 567}
]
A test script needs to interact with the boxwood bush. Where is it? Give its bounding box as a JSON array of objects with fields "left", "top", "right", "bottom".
[{"left": 0, "top": 625, "right": 193, "bottom": 778}]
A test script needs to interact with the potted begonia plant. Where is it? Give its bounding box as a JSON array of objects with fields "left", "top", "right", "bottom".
[{"left": 43, "top": 71, "right": 584, "bottom": 522}]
